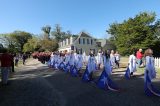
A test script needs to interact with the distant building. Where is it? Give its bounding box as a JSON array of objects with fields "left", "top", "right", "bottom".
[
  {"left": 96, "top": 39, "right": 116, "bottom": 51},
  {"left": 58, "top": 32, "right": 98, "bottom": 55}
]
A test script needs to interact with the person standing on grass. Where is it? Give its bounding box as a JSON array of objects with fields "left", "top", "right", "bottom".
[
  {"left": 22, "top": 53, "right": 27, "bottom": 65},
  {"left": 11, "top": 53, "right": 14, "bottom": 72},
  {"left": 115, "top": 51, "right": 120, "bottom": 68},
  {"left": 136, "top": 48, "right": 143, "bottom": 68},
  {"left": 15, "top": 54, "right": 19, "bottom": 67},
  {"left": 0, "top": 49, "right": 12, "bottom": 85}
]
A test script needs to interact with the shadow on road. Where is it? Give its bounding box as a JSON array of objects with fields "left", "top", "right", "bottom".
[{"left": 1, "top": 59, "right": 160, "bottom": 106}]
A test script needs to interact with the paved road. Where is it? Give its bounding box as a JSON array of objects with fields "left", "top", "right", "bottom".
[{"left": 0, "top": 59, "right": 160, "bottom": 106}]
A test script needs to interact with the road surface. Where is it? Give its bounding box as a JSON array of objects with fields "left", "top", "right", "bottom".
[{"left": 0, "top": 59, "right": 160, "bottom": 106}]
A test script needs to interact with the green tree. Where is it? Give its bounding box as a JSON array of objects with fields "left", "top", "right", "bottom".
[
  {"left": 23, "top": 37, "right": 41, "bottom": 52},
  {"left": 40, "top": 39, "right": 58, "bottom": 52},
  {"left": 9, "top": 31, "right": 32, "bottom": 52},
  {"left": 51, "top": 24, "right": 71, "bottom": 42},
  {"left": 107, "top": 12, "right": 158, "bottom": 55},
  {"left": 41, "top": 25, "right": 51, "bottom": 39},
  {"left": 0, "top": 34, "right": 19, "bottom": 53}
]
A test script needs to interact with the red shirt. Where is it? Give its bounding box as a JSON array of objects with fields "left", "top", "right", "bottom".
[
  {"left": 0, "top": 53, "right": 13, "bottom": 67},
  {"left": 136, "top": 51, "right": 143, "bottom": 59}
]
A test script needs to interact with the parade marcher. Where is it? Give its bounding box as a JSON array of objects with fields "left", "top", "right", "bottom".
[
  {"left": 0, "top": 49, "right": 12, "bottom": 85},
  {"left": 110, "top": 50, "right": 116, "bottom": 68},
  {"left": 97, "top": 50, "right": 103, "bottom": 70},
  {"left": 82, "top": 51, "right": 87, "bottom": 66},
  {"left": 115, "top": 51, "right": 120, "bottom": 68},
  {"left": 63, "top": 52, "right": 70, "bottom": 73},
  {"left": 69, "top": 50, "right": 78, "bottom": 76},
  {"left": 58, "top": 52, "right": 65, "bottom": 70},
  {"left": 75, "top": 50, "right": 83, "bottom": 76},
  {"left": 144, "top": 49, "right": 156, "bottom": 81},
  {"left": 82, "top": 50, "right": 97, "bottom": 82},
  {"left": 125, "top": 50, "right": 137, "bottom": 79},
  {"left": 136, "top": 48, "right": 143, "bottom": 68},
  {"left": 102, "top": 50, "right": 112, "bottom": 75},
  {"left": 144, "top": 48, "right": 160, "bottom": 96},
  {"left": 64, "top": 52, "right": 70, "bottom": 65},
  {"left": 49, "top": 52, "right": 55, "bottom": 68},
  {"left": 54, "top": 52, "right": 59, "bottom": 69},
  {"left": 97, "top": 50, "right": 120, "bottom": 91},
  {"left": 69, "top": 50, "right": 76, "bottom": 69}
]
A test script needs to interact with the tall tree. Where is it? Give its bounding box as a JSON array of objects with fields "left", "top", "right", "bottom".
[
  {"left": 23, "top": 37, "right": 41, "bottom": 52},
  {"left": 51, "top": 24, "right": 69, "bottom": 42},
  {"left": 0, "top": 34, "right": 19, "bottom": 53},
  {"left": 9, "top": 31, "right": 32, "bottom": 52},
  {"left": 40, "top": 39, "right": 58, "bottom": 52},
  {"left": 41, "top": 25, "right": 51, "bottom": 39},
  {"left": 107, "top": 12, "right": 158, "bottom": 55}
]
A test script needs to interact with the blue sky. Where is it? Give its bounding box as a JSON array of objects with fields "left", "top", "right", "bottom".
[{"left": 0, "top": 0, "right": 160, "bottom": 38}]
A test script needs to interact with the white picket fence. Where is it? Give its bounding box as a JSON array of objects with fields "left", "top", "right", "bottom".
[
  {"left": 154, "top": 57, "right": 160, "bottom": 68},
  {"left": 85, "top": 56, "right": 160, "bottom": 68}
]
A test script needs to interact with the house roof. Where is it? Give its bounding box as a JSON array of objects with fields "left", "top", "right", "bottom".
[
  {"left": 72, "top": 31, "right": 94, "bottom": 44},
  {"left": 79, "top": 32, "right": 92, "bottom": 38}
]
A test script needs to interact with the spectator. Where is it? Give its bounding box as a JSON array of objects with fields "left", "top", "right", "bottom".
[
  {"left": 136, "top": 49, "right": 143, "bottom": 68},
  {"left": 0, "top": 49, "right": 12, "bottom": 85},
  {"left": 22, "top": 53, "right": 26, "bottom": 65},
  {"left": 115, "top": 51, "right": 120, "bottom": 68},
  {"left": 15, "top": 54, "right": 19, "bottom": 66},
  {"left": 11, "top": 54, "right": 14, "bottom": 72}
]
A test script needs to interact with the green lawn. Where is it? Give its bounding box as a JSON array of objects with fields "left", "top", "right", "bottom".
[{"left": 137, "top": 67, "right": 160, "bottom": 78}]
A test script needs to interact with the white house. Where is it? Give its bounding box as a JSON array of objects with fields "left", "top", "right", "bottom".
[{"left": 58, "top": 32, "right": 98, "bottom": 55}]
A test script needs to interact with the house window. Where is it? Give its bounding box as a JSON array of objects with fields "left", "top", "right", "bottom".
[
  {"left": 87, "top": 39, "right": 90, "bottom": 44},
  {"left": 91, "top": 39, "right": 93, "bottom": 45},
  {"left": 68, "top": 38, "right": 70, "bottom": 44},
  {"left": 79, "top": 38, "right": 81, "bottom": 44},
  {"left": 83, "top": 38, "right": 85, "bottom": 44},
  {"left": 71, "top": 46, "right": 74, "bottom": 50}
]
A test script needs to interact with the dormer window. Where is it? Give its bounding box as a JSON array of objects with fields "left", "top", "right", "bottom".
[
  {"left": 87, "top": 39, "right": 90, "bottom": 44},
  {"left": 79, "top": 38, "right": 81, "bottom": 44},
  {"left": 91, "top": 39, "right": 93, "bottom": 45},
  {"left": 83, "top": 38, "right": 85, "bottom": 44}
]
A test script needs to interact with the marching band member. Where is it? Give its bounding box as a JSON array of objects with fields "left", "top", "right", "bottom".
[
  {"left": 125, "top": 50, "right": 137, "bottom": 79},
  {"left": 82, "top": 50, "right": 97, "bottom": 81},
  {"left": 144, "top": 48, "right": 160, "bottom": 96},
  {"left": 76, "top": 50, "right": 83, "bottom": 75},
  {"left": 110, "top": 50, "right": 116, "bottom": 68},
  {"left": 97, "top": 50, "right": 103, "bottom": 70},
  {"left": 103, "top": 50, "right": 112, "bottom": 75},
  {"left": 97, "top": 50, "right": 120, "bottom": 91}
]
